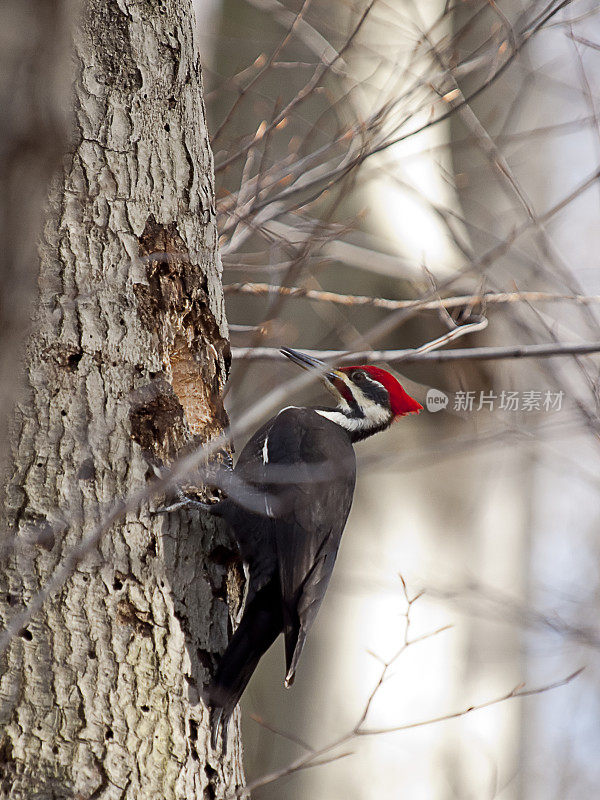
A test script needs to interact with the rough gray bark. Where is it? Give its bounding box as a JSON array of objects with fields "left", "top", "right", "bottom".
[{"left": 0, "top": 1, "right": 245, "bottom": 798}]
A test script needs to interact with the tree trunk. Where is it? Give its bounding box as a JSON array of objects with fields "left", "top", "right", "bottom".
[{"left": 0, "top": 1, "right": 244, "bottom": 798}]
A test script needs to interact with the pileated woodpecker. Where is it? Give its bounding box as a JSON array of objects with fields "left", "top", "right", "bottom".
[{"left": 201, "top": 347, "right": 422, "bottom": 746}]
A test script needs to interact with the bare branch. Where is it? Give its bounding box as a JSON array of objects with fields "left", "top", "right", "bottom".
[
  {"left": 215, "top": 1, "right": 376, "bottom": 175},
  {"left": 235, "top": 670, "right": 582, "bottom": 797},
  {"left": 358, "top": 668, "right": 584, "bottom": 737},
  {"left": 232, "top": 340, "right": 600, "bottom": 364},
  {"left": 224, "top": 283, "right": 600, "bottom": 312},
  {"left": 229, "top": 569, "right": 582, "bottom": 800}
]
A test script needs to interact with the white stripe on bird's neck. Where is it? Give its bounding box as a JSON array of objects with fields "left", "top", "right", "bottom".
[{"left": 315, "top": 399, "right": 391, "bottom": 434}]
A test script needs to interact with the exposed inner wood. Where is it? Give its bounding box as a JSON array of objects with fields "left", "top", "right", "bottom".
[{"left": 169, "top": 334, "right": 212, "bottom": 438}]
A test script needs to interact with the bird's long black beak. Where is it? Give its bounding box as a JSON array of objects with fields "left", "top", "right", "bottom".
[{"left": 280, "top": 347, "right": 338, "bottom": 380}]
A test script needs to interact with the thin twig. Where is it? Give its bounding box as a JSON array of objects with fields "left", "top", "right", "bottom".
[
  {"left": 232, "top": 340, "right": 600, "bottom": 364},
  {"left": 224, "top": 283, "right": 600, "bottom": 312},
  {"left": 358, "top": 667, "right": 584, "bottom": 736},
  {"left": 236, "top": 671, "right": 582, "bottom": 797}
]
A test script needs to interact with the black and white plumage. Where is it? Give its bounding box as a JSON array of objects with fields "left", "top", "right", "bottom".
[{"left": 203, "top": 348, "right": 422, "bottom": 747}]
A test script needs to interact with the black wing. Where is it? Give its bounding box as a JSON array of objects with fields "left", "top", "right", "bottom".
[
  {"left": 255, "top": 407, "right": 356, "bottom": 685},
  {"left": 207, "top": 407, "right": 356, "bottom": 742}
]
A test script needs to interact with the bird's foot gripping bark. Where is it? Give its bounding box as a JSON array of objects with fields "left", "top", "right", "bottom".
[
  {"left": 148, "top": 462, "right": 223, "bottom": 515},
  {"left": 153, "top": 488, "right": 216, "bottom": 515}
]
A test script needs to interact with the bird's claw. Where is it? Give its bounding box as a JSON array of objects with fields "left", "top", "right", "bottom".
[{"left": 152, "top": 488, "right": 214, "bottom": 516}]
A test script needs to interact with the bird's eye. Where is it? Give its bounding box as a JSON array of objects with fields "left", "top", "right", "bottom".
[{"left": 352, "top": 370, "right": 366, "bottom": 383}]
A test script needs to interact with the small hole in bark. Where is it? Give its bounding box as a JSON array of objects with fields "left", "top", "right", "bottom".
[
  {"left": 196, "top": 648, "right": 213, "bottom": 673},
  {"left": 88, "top": 648, "right": 96, "bottom": 659},
  {"left": 144, "top": 467, "right": 156, "bottom": 482},
  {"left": 105, "top": 728, "right": 113, "bottom": 740},
  {"left": 0, "top": 734, "right": 12, "bottom": 761},
  {"left": 141, "top": 705, "right": 150, "bottom": 713},
  {"left": 78, "top": 459, "right": 96, "bottom": 482},
  {"left": 113, "top": 578, "right": 123, "bottom": 591},
  {"left": 208, "top": 545, "right": 238, "bottom": 567},
  {"left": 164, "top": 123, "right": 170, "bottom": 131},
  {"left": 205, "top": 765, "right": 218, "bottom": 798},
  {"left": 67, "top": 351, "right": 83, "bottom": 369},
  {"left": 61, "top": 410, "right": 66, "bottom": 416},
  {"left": 168, "top": 96, "right": 176, "bottom": 109},
  {"left": 189, "top": 719, "right": 198, "bottom": 741},
  {"left": 52, "top": 745, "right": 59, "bottom": 754},
  {"left": 20, "top": 629, "right": 32, "bottom": 641}
]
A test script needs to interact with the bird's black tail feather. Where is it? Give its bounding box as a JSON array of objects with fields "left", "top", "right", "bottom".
[
  {"left": 207, "top": 580, "right": 283, "bottom": 749},
  {"left": 284, "top": 624, "right": 306, "bottom": 688}
]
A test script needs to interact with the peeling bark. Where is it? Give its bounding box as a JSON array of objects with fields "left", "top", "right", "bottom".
[{"left": 0, "top": 1, "right": 244, "bottom": 798}]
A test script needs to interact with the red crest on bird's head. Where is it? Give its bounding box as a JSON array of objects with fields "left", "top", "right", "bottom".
[{"left": 339, "top": 365, "right": 423, "bottom": 417}]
